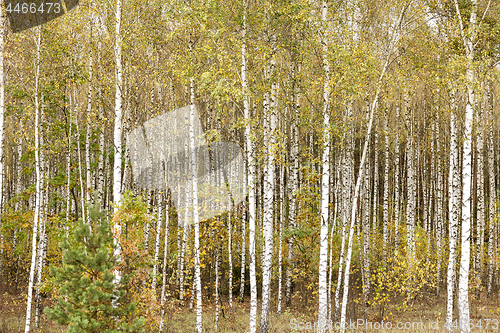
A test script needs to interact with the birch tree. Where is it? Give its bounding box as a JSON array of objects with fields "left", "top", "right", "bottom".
[
  {"left": 446, "top": 89, "right": 460, "bottom": 330},
  {"left": 487, "top": 80, "right": 496, "bottom": 298},
  {"left": 317, "top": 1, "right": 331, "bottom": 331},
  {"left": 24, "top": 26, "right": 42, "bottom": 333},
  {"left": 110, "top": 0, "right": 124, "bottom": 311},
  {"left": 188, "top": 37, "right": 203, "bottom": 329},
  {"left": 382, "top": 115, "right": 390, "bottom": 264},
  {"left": 453, "top": 1, "right": 478, "bottom": 330},
  {"left": 405, "top": 92, "right": 416, "bottom": 262},
  {"left": 259, "top": 33, "right": 277, "bottom": 333},
  {"left": 241, "top": 1, "right": 258, "bottom": 331}
]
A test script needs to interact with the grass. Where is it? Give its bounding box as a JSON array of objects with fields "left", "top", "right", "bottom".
[{"left": 1, "top": 288, "right": 499, "bottom": 332}]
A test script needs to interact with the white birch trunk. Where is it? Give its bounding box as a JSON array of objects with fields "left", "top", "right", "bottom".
[
  {"left": 394, "top": 106, "right": 401, "bottom": 250},
  {"left": 179, "top": 186, "right": 190, "bottom": 301},
  {"left": 34, "top": 201, "right": 47, "bottom": 329},
  {"left": 435, "top": 118, "right": 443, "bottom": 296},
  {"left": 458, "top": 76, "right": 474, "bottom": 333},
  {"left": 327, "top": 162, "right": 339, "bottom": 321},
  {"left": 189, "top": 76, "right": 203, "bottom": 332},
  {"left": 242, "top": 3, "right": 257, "bottom": 331},
  {"left": 372, "top": 131, "right": 379, "bottom": 250},
  {"left": 96, "top": 29, "right": 105, "bottom": 208},
  {"left": 446, "top": 90, "right": 460, "bottom": 330},
  {"left": 454, "top": 0, "right": 477, "bottom": 330},
  {"left": 475, "top": 104, "right": 485, "bottom": 290},
  {"left": 362, "top": 137, "right": 371, "bottom": 311},
  {"left": 228, "top": 209, "right": 233, "bottom": 312},
  {"left": 277, "top": 166, "right": 285, "bottom": 315},
  {"left": 382, "top": 116, "right": 390, "bottom": 265},
  {"left": 152, "top": 194, "right": 163, "bottom": 293},
  {"left": 318, "top": 1, "right": 330, "bottom": 330},
  {"left": 145, "top": 190, "right": 153, "bottom": 252},
  {"left": 159, "top": 197, "right": 169, "bottom": 332},
  {"left": 66, "top": 101, "right": 72, "bottom": 222},
  {"left": 35, "top": 95, "right": 47, "bottom": 329},
  {"left": 487, "top": 81, "right": 496, "bottom": 298},
  {"left": 286, "top": 62, "right": 300, "bottom": 309},
  {"left": 259, "top": 39, "right": 277, "bottom": 333},
  {"left": 405, "top": 93, "right": 416, "bottom": 262},
  {"left": 76, "top": 114, "right": 86, "bottom": 222},
  {"left": 112, "top": 0, "right": 123, "bottom": 301},
  {"left": 86, "top": 52, "right": 93, "bottom": 211},
  {"left": 215, "top": 242, "right": 220, "bottom": 332},
  {"left": 239, "top": 203, "right": 246, "bottom": 303},
  {"left": 25, "top": 27, "right": 42, "bottom": 333},
  {"left": 15, "top": 120, "right": 22, "bottom": 212}
]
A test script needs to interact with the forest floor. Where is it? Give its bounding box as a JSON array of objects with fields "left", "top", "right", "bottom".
[{"left": 0, "top": 287, "right": 499, "bottom": 332}]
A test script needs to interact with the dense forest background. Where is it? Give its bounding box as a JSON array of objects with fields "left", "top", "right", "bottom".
[{"left": 0, "top": 0, "right": 499, "bottom": 332}]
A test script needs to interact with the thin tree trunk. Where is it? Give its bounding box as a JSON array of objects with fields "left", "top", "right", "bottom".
[
  {"left": 112, "top": 0, "right": 124, "bottom": 304},
  {"left": 25, "top": 27, "right": 42, "bottom": 333},
  {"left": 86, "top": 51, "right": 93, "bottom": 212},
  {"left": 362, "top": 135, "right": 371, "bottom": 314},
  {"left": 34, "top": 95, "right": 48, "bottom": 330},
  {"left": 286, "top": 62, "right": 300, "bottom": 309},
  {"left": 159, "top": 197, "right": 170, "bottom": 332},
  {"left": 76, "top": 112, "right": 86, "bottom": 222},
  {"left": 189, "top": 76, "right": 203, "bottom": 332},
  {"left": 97, "top": 32, "right": 105, "bottom": 208},
  {"left": 66, "top": 95, "right": 73, "bottom": 223},
  {"left": 435, "top": 118, "right": 443, "bottom": 296},
  {"left": 239, "top": 202, "right": 246, "bottom": 303},
  {"left": 152, "top": 193, "right": 163, "bottom": 293},
  {"left": 371, "top": 131, "right": 379, "bottom": 254},
  {"left": 394, "top": 106, "right": 401, "bottom": 250},
  {"left": 475, "top": 102, "right": 485, "bottom": 296},
  {"left": 327, "top": 161, "right": 339, "bottom": 321},
  {"left": 34, "top": 196, "right": 47, "bottom": 329},
  {"left": 405, "top": 93, "right": 416, "bottom": 263},
  {"left": 228, "top": 209, "right": 233, "bottom": 313},
  {"left": 318, "top": 2, "right": 331, "bottom": 331},
  {"left": 277, "top": 166, "right": 285, "bottom": 315},
  {"left": 454, "top": 0, "right": 477, "bottom": 330},
  {"left": 487, "top": 81, "right": 496, "bottom": 298},
  {"left": 214, "top": 240, "right": 220, "bottom": 332},
  {"left": 446, "top": 90, "right": 460, "bottom": 330},
  {"left": 179, "top": 186, "right": 190, "bottom": 301},
  {"left": 382, "top": 116, "right": 390, "bottom": 265},
  {"left": 145, "top": 190, "right": 153, "bottom": 252},
  {"left": 259, "top": 38, "right": 277, "bottom": 333},
  {"left": 242, "top": 3, "right": 257, "bottom": 331}
]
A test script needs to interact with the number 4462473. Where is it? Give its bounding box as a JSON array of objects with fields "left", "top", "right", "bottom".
[{"left": 6, "top": 2, "right": 61, "bottom": 14}]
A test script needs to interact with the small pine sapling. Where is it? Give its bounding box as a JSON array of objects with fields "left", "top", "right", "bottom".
[{"left": 45, "top": 199, "right": 145, "bottom": 333}]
